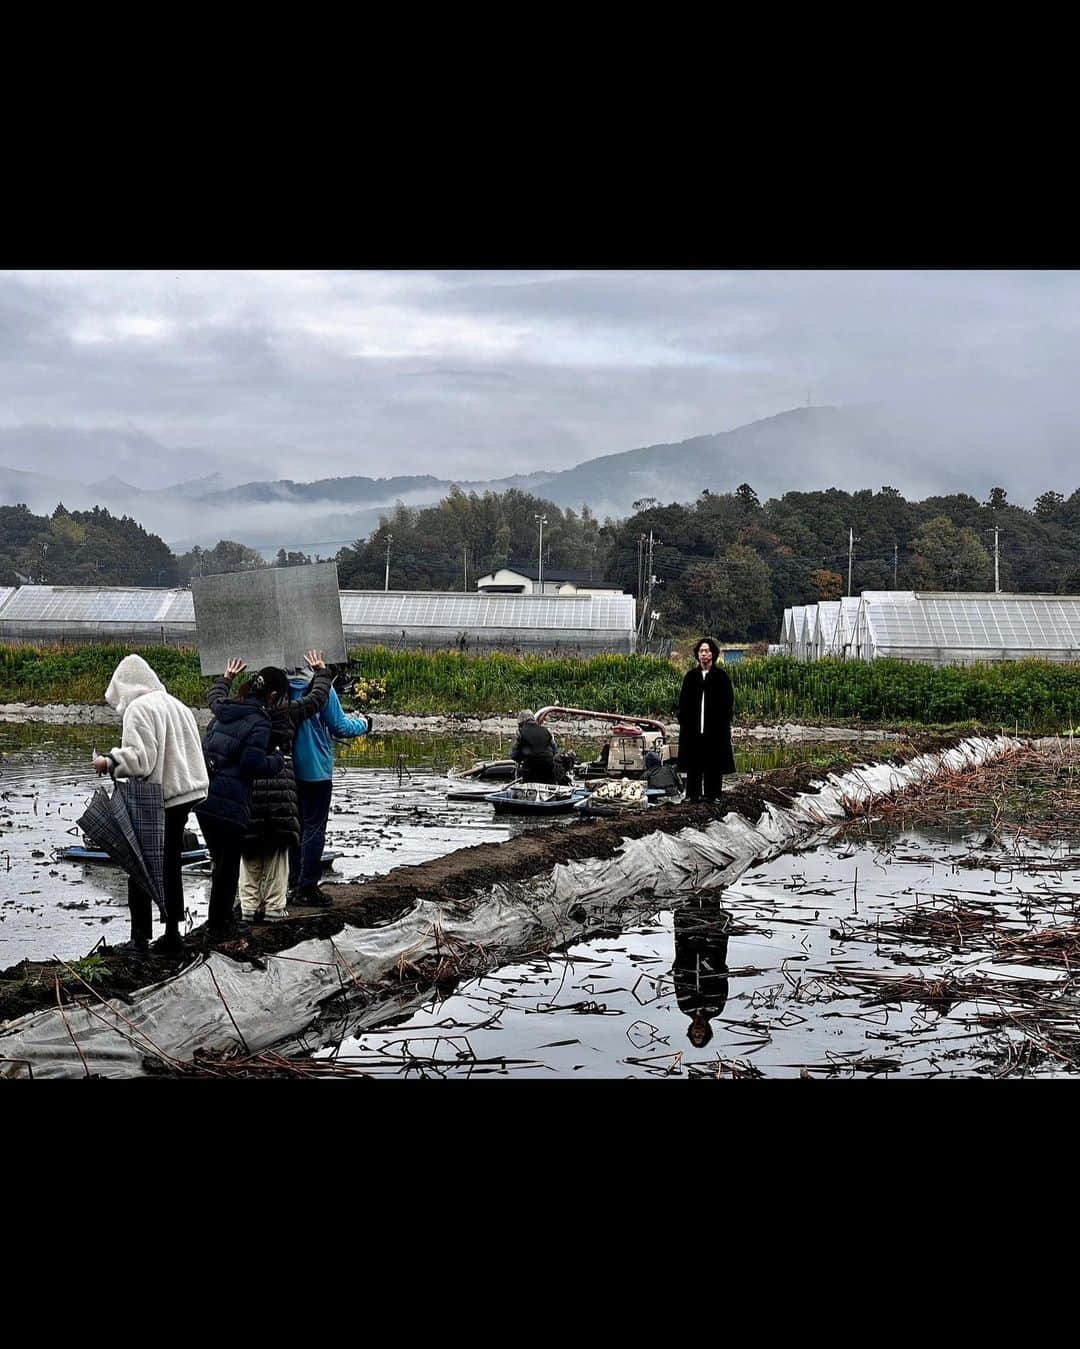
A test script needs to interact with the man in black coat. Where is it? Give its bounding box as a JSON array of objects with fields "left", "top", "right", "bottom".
[{"left": 676, "top": 636, "right": 735, "bottom": 803}]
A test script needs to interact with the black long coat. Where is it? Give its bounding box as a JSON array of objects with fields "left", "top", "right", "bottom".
[
  {"left": 676, "top": 665, "right": 735, "bottom": 775},
  {"left": 672, "top": 898, "right": 732, "bottom": 1019},
  {"left": 242, "top": 671, "right": 332, "bottom": 853}
]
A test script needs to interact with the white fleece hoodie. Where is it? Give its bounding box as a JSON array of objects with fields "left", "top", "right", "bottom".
[{"left": 105, "top": 655, "right": 209, "bottom": 809}]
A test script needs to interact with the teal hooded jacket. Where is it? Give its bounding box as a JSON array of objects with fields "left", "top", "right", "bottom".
[{"left": 288, "top": 676, "right": 369, "bottom": 781}]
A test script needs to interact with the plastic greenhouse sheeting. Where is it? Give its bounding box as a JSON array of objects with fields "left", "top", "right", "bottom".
[
  {"left": 0, "top": 735, "right": 1021, "bottom": 1078},
  {"left": 0, "top": 586, "right": 635, "bottom": 631}
]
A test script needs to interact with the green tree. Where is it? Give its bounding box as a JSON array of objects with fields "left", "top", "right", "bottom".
[{"left": 911, "top": 515, "right": 992, "bottom": 590}]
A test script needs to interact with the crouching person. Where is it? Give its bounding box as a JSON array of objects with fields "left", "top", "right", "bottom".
[
  {"left": 510, "top": 710, "right": 559, "bottom": 784},
  {"left": 239, "top": 650, "right": 333, "bottom": 923},
  {"left": 194, "top": 659, "right": 286, "bottom": 940},
  {"left": 93, "top": 655, "right": 210, "bottom": 954},
  {"left": 288, "top": 663, "right": 370, "bottom": 907}
]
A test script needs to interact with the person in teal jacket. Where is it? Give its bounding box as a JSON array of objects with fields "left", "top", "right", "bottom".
[{"left": 287, "top": 669, "right": 370, "bottom": 905}]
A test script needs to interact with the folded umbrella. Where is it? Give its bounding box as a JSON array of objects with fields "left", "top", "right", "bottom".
[{"left": 77, "top": 779, "right": 167, "bottom": 920}]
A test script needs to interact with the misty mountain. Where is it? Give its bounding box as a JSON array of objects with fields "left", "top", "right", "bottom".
[
  {"left": 508, "top": 405, "right": 969, "bottom": 517},
  {"left": 172, "top": 407, "right": 937, "bottom": 540},
  {"left": 0, "top": 425, "right": 268, "bottom": 493},
  {"left": 200, "top": 473, "right": 453, "bottom": 506},
  {"left": 0, "top": 405, "right": 1051, "bottom": 555}
]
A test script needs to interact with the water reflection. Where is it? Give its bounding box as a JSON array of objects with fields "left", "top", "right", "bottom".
[{"left": 672, "top": 893, "right": 731, "bottom": 1048}]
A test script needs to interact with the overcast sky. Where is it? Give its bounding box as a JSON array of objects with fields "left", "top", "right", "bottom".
[{"left": 2, "top": 269, "right": 1079, "bottom": 491}]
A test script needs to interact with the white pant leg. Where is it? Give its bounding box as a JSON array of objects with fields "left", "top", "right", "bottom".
[
  {"left": 262, "top": 848, "right": 290, "bottom": 919},
  {"left": 239, "top": 853, "right": 264, "bottom": 919}
]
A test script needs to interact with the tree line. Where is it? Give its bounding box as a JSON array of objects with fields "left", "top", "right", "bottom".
[
  {"left": 7, "top": 480, "right": 1080, "bottom": 643},
  {"left": 602, "top": 482, "right": 1080, "bottom": 640}
]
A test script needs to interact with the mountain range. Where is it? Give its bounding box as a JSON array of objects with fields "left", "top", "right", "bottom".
[{"left": 0, "top": 404, "right": 1042, "bottom": 556}]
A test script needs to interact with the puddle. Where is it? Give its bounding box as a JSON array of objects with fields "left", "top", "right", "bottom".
[{"left": 309, "top": 821, "right": 1080, "bottom": 1078}]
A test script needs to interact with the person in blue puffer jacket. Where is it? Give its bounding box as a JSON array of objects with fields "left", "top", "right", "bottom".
[{"left": 287, "top": 665, "right": 370, "bottom": 906}]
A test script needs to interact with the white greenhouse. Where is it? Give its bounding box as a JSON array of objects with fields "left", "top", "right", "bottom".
[
  {"left": 0, "top": 585, "right": 638, "bottom": 655},
  {"left": 811, "top": 601, "right": 841, "bottom": 661},
  {"left": 854, "top": 592, "right": 1080, "bottom": 666},
  {"left": 776, "top": 590, "right": 1080, "bottom": 666}
]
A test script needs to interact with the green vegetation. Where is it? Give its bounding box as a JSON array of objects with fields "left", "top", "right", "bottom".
[
  {"left": 0, "top": 644, "right": 210, "bottom": 706},
  {"left": 335, "top": 486, "right": 607, "bottom": 591},
  {"left": 729, "top": 656, "right": 1080, "bottom": 733},
  {"left": 61, "top": 954, "right": 108, "bottom": 985},
  {"left": 4, "top": 644, "right": 1080, "bottom": 734},
  {"left": 0, "top": 503, "right": 178, "bottom": 588},
  {"left": 343, "top": 650, "right": 679, "bottom": 715}
]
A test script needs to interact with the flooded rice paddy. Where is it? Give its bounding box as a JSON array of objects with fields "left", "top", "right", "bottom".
[
  {"left": 310, "top": 822, "right": 1080, "bottom": 1078},
  {"left": 9, "top": 723, "right": 1080, "bottom": 1079},
  {"left": 0, "top": 722, "right": 818, "bottom": 968}
]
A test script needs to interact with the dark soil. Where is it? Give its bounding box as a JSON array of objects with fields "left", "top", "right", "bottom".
[{"left": 0, "top": 736, "right": 969, "bottom": 1028}]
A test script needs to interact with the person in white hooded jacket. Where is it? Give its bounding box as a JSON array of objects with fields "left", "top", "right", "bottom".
[{"left": 92, "top": 654, "right": 209, "bottom": 953}]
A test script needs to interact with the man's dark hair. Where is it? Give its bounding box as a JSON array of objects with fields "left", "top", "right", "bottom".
[{"left": 694, "top": 637, "right": 721, "bottom": 664}]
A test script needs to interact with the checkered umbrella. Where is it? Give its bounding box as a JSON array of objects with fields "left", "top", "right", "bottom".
[{"left": 78, "top": 779, "right": 167, "bottom": 920}]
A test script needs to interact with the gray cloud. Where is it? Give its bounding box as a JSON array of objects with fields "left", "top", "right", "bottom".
[{"left": 0, "top": 270, "right": 1078, "bottom": 503}]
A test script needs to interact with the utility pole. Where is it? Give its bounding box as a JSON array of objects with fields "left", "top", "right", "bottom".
[
  {"left": 639, "top": 531, "right": 659, "bottom": 648},
  {"left": 636, "top": 534, "right": 646, "bottom": 620},
  {"left": 646, "top": 530, "right": 655, "bottom": 618},
  {"left": 463, "top": 543, "right": 469, "bottom": 592},
  {"left": 984, "top": 526, "right": 1002, "bottom": 593},
  {"left": 848, "top": 528, "right": 855, "bottom": 597},
  {"left": 384, "top": 533, "right": 393, "bottom": 592},
  {"left": 893, "top": 543, "right": 898, "bottom": 589},
  {"left": 534, "top": 514, "right": 547, "bottom": 592}
]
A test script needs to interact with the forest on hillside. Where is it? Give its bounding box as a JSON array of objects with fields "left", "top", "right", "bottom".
[
  {"left": 335, "top": 481, "right": 1080, "bottom": 640},
  {"left": 7, "top": 480, "right": 1080, "bottom": 642},
  {"left": 0, "top": 503, "right": 179, "bottom": 588}
]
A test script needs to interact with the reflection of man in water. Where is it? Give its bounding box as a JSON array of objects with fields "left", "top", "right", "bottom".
[{"left": 671, "top": 893, "right": 731, "bottom": 1048}]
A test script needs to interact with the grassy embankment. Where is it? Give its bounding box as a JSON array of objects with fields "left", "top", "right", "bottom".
[{"left": 3, "top": 645, "right": 1080, "bottom": 733}]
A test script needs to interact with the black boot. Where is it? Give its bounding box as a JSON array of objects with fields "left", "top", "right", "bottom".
[
  {"left": 296, "top": 884, "right": 333, "bottom": 908},
  {"left": 152, "top": 927, "right": 186, "bottom": 955}
]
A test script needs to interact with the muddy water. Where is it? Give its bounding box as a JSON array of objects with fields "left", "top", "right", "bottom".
[
  {"left": 313, "top": 823, "right": 1080, "bottom": 1078},
  {"left": 0, "top": 722, "right": 828, "bottom": 969}
]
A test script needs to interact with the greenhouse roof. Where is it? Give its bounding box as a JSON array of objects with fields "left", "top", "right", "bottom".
[
  {"left": 863, "top": 592, "right": 1080, "bottom": 652},
  {"left": 337, "top": 590, "right": 634, "bottom": 630},
  {"left": 0, "top": 586, "right": 194, "bottom": 622},
  {"left": 0, "top": 585, "right": 635, "bottom": 634}
]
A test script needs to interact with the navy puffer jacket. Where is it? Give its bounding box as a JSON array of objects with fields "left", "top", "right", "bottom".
[{"left": 195, "top": 691, "right": 284, "bottom": 831}]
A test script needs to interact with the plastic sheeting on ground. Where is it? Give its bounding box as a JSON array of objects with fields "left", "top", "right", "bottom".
[{"left": 0, "top": 734, "right": 1022, "bottom": 1078}]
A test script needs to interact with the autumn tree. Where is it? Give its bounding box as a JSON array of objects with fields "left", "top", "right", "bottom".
[{"left": 809, "top": 568, "right": 844, "bottom": 601}]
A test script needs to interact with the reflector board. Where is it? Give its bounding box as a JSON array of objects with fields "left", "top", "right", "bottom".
[{"left": 191, "top": 562, "right": 346, "bottom": 675}]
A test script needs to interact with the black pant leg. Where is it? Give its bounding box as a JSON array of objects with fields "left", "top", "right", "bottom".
[
  {"left": 128, "top": 875, "right": 152, "bottom": 943},
  {"left": 202, "top": 816, "right": 244, "bottom": 929},
  {"left": 704, "top": 769, "right": 724, "bottom": 801},
  {"left": 163, "top": 804, "right": 189, "bottom": 932},
  {"left": 298, "top": 780, "right": 333, "bottom": 889}
]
